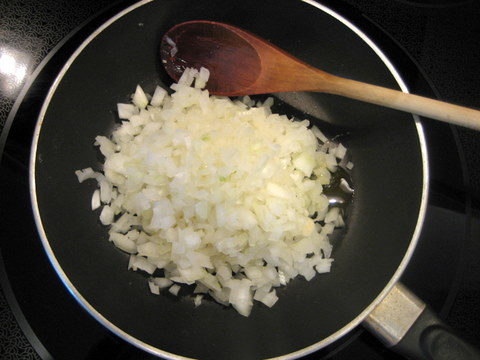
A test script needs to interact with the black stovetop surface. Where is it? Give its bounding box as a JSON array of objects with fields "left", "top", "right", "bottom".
[{"left": 1, "top": 1, "right": 479, "bottom": 359}]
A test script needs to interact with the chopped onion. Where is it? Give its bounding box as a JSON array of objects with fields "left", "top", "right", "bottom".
[
  {"left": 148, "top": 280, "right": 160, "bottom": 295},
  {"left": 128, "top": 254, "right": 156, "bottom": 274},
  {"left": 91, "top": 189, "right": 101, "bottom": 210},
  {"left": 75, "top": 167, "right": 95, "bottom": 183},
  {"left": 169, "top": 284, "right": 181, "bottom": 296},
  {"left": 117, "top": 103, "right": 136, "bottom": 119},
  {"left": 194, "top": 294, "right": 203, "bottom": 307},
  {"left": 99, "top": 205, "right": 114, "bottom": 225},
  {"left": 152, "top": 277, "right": 173, "bottom": 289},
  {"left": 150, "top": 86, "right": 167, "bottom": 107},
  {"left": 76, "top": 67, "right": 353, "bottom": 317},
  {"left": 132, "top": 85, "right": 149, "bottom": 109}
]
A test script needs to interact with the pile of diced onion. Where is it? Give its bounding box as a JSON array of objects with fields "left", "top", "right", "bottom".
[{"left": 75, "top": 68, "right": 352, "bottom": 317}]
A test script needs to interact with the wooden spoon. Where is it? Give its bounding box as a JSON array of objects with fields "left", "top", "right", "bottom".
[{"left": 160, "top": 20, "right": 480, "bottom": 130}]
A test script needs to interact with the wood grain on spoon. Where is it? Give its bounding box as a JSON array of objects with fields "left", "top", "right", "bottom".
[{"left": 161, "top": 20, "right": 480, "bottom": 130}]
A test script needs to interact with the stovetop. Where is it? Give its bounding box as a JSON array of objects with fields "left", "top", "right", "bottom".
[{"left": 1, "top": 0, "right": 479, "bottom": 359}]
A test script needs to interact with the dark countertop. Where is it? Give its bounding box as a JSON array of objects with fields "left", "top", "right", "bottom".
[{"left": 1, "top": 0, "right": 480, "bottom": 359}]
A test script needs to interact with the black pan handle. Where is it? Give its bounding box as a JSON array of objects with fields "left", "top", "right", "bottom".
[
  {"left": 364, "top": 282, "right": 480, "bottom": 360},
  {"left": 394, "top": 304, "right": 480, "bottom": 360}
]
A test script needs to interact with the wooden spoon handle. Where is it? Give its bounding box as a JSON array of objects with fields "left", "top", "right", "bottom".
[{"left": 325, "top": 75, "right": 480, "bottom": 130}]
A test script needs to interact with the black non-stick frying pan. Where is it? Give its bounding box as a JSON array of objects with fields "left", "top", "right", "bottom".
[{"left": 28, "top": 0, "right": 478, "bottom": 359}]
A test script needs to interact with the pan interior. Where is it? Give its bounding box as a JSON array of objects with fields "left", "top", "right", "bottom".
[{"left": 31, "top": 0, "right": 426, "bottom": 359}]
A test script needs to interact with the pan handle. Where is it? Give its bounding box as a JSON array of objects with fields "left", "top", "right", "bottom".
[{"left": 364, "top": 282, "right": 480, "bottom": 360}]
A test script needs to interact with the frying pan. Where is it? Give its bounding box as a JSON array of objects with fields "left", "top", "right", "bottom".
[{"left": 28, "top": 0, "right": 478, "bottom": 359}]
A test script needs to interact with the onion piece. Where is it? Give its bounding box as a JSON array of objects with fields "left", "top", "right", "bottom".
[
  {"left": 194, "top": 294, "right": 203, "bottom": 307},
  {"left": 132, "top": 85, "right": 149, "bottom": 109},
  {"left": 91, "top": 189, "right": 101, "bottom": 210},
  {"left": 169, "top": 284, "right": 181, "bottom": 296},
  {"left": 148, "top": 280, "right": 160, "bottom": 295}
]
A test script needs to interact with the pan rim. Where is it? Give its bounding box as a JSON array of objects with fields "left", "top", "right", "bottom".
[{"left": 29, "top": 0, "right": 429, "bottom": 359}]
